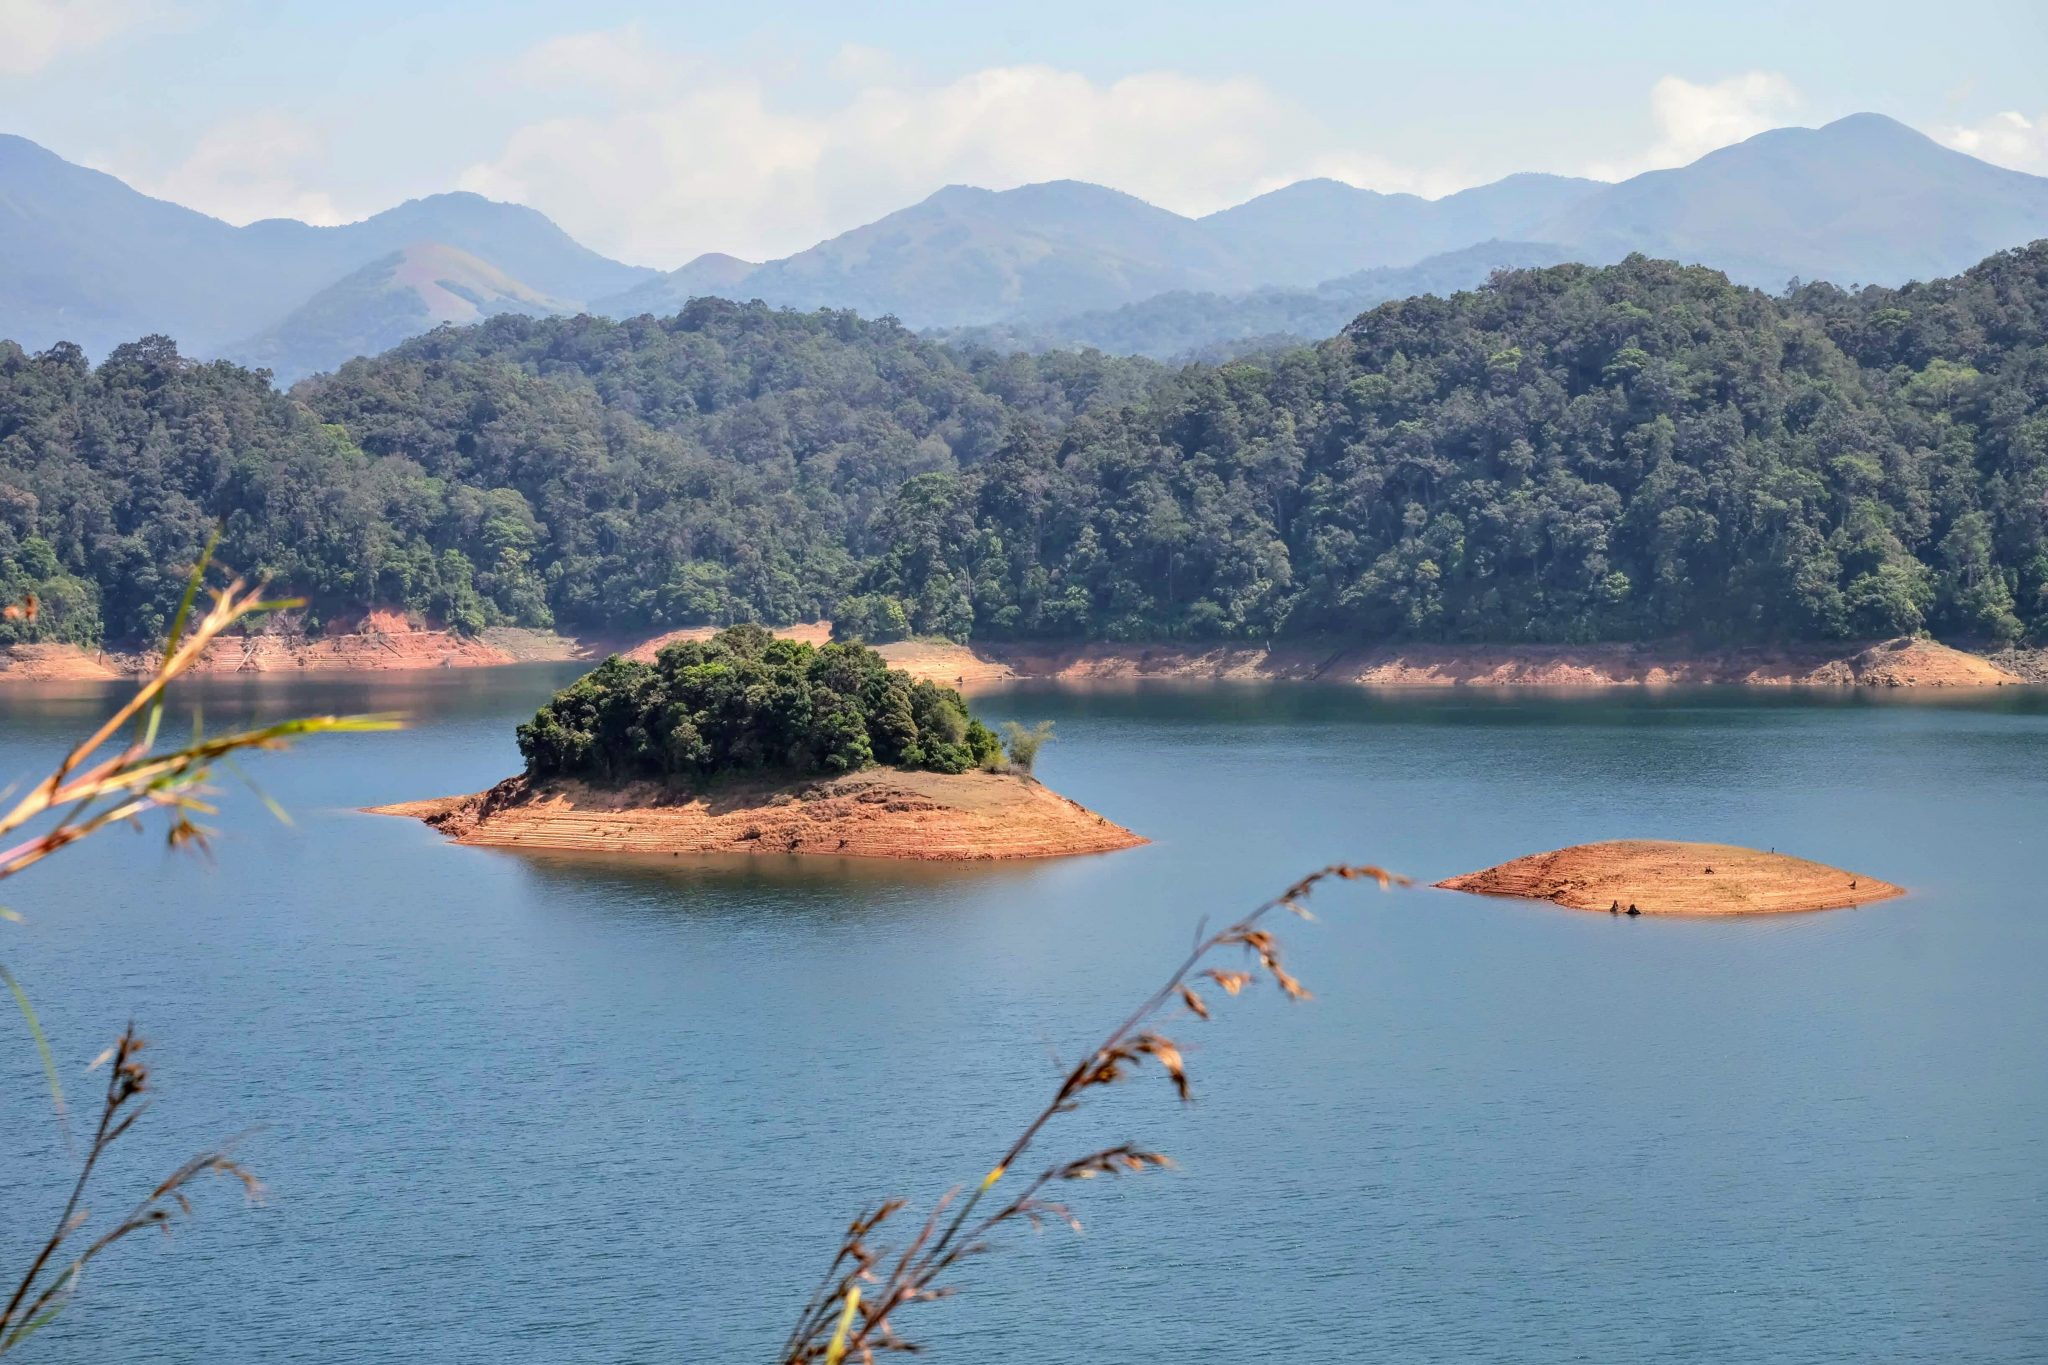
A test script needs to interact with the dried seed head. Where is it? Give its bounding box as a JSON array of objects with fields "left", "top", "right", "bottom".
[
  {"left": 1336, "top": 863, "right": 1405, "bottom": 888},
  {"left": 1205, "top": 968, "right": 1252, "bottom": 996},
  {"left": 1134, "top": 1033, "right": 1191, "bottom": 1101}
]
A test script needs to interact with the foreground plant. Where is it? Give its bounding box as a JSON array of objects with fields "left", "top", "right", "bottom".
[
  {"left": 0, "top": 1028, "right": 259, "bottom": 1353},
  {"left": 0, "top": 551, "right": 396, "bottom": 1354},
  {"left": 779, "top": 861, "right": 1410, "bottom": 1364}
]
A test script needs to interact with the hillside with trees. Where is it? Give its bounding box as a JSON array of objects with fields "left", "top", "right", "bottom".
[{"left": 3, "top": 243, "right": 2046, "bottom": 650}]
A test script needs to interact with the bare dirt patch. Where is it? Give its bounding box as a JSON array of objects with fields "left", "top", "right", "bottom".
[
  {"left": 0, "top": 643, "right": 122, "bottom": 680},
  {"left": 1435, "top": 839, "right": 1902, "bottom": 916},
  {"left": 11, "top": 625, "right": 2027, "bottom": 690},
  {"left": 872, "top": 640, "right": 1020, "bottom": 689},
  {"left": 110, "top": 628, "right": 515, "bottom": 675},
  {"left": 964, "top": 636, "right": 2024, "bottom": 689},
  {"left": 368, "top": 768, "right": 1144, "bottom": 863}
]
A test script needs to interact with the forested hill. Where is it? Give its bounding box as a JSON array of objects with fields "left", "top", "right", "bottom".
[{"left": 2, "top": 245, "right": 2045, "bottom": 650}]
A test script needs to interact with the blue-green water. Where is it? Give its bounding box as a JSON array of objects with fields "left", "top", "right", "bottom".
[{"left": 1, "top": 672, "right": 2044, "bottom": 1363}]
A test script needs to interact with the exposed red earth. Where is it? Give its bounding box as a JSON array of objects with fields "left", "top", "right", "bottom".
[{"left": 1436, "top": 840, "right": 1903, "bottom": 916}]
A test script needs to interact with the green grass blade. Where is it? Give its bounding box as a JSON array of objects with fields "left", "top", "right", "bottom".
[
  {"left": 163, "top": 526, "right": 221, "bottom": 668},
  {"left": 222, "top": 757, "right": 292, "bottom": 828},
  {"left": 1, "top": 1269, "right": 77, "bottom": 1351},
  {"left": 0, "top": 962, "right": 65, "bottom": 1123},
  {"left": 133, "top": 526, "right": 221, "bottom": 753},
  {"left": 5, "top": 1297, "right": 70, "bottom": 1349}
]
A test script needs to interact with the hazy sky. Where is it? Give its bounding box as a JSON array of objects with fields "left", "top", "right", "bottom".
[{"left": 4, "top": 0, "right": 2045, "bottom": 268}]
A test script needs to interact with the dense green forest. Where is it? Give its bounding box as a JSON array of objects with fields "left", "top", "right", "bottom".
[
  {"left": 3, "top": 243, "right": 2045, "bottom": 648},
  {"left": 517, "top": 624, "right": 1003, "bottom": 782}
]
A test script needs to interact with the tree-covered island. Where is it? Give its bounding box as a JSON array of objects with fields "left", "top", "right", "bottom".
[
  {"left": 378, "top": 625, "right": 1134, "bottom": 861},
  {"left": 515, "top": 624, "right": 1005, "bottom": 784}
]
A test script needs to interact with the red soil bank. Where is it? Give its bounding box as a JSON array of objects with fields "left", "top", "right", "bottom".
[{"left": 370, "top": 768, "right": 1144, "bottom": 863}]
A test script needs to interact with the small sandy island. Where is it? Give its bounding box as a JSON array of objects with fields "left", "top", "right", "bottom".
[
  {"left": 368, "top": 769, "right": 1145, "bottom": 862},
  {"left": 1435, "top": 840, "right": 1901, "bottom": 916}
]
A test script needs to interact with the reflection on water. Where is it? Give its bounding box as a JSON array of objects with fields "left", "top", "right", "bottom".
[
  {"left": 500, "top": 842, "right": 1054, "bottom": 891},
  {"left": 0, "top": 671, "right": 2043, "bottom": 1364}
]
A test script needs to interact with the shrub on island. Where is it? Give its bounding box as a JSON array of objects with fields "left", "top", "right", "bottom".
[{"left": 515, "top": 624, "right": 1004, "bottom": 783}]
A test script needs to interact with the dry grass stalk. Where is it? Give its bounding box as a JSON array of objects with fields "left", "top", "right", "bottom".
[
  {"left": 0, "top": 545, "right": 397, "bottom": 1354},
  {"left": 779, "top": 861, "right": 1410, "bottom": 1363},
  {"left": 0, "top": 1027, "right": 260, "bottom": 1353},
  {"left": 0, "top": 570, "right": 396, "bottom": 886}
]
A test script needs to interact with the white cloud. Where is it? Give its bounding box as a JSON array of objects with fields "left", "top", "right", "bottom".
[
  {"left": 1936, "top": 110, "right": 2048, "bottom": 174},
  {"left": 0, "top": 0, "right": 160, "bottom": 75},
  {"left": 826, "top": 43, "right": 910, "bottom": 88},
  {"left": 460, "top": 30, "right": 1461, "bottom": 267},
  {"left": 503, "top": 22, "right": 688, "bottom": 101},
  {"left": 119, "top": 114, "right": 346, "bottom": 226},
  {"left": 1585, "top": 72, "right": 1803, "bottom": 180}
]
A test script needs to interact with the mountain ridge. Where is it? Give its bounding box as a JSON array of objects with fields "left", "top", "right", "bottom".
[
  {"left": 1197, "top": 171, "right": 1602, "bottom": 286},
  {"left": 228, "top": 241, "right": 573, "bottom": 381},
  {"left": 1536, "top": 113, "right": 2048, "bottom": 288},
  {"left": 6, "top": 113, "right": 2048, "bottom": 375},
  {"left": 601, "top": 114, "right": 2048, "bottom": 339},
  {"left": 0, "top": 134, "right": 653, "bottom": 358}
]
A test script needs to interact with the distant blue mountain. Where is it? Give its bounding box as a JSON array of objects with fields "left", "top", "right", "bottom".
[
  {"left": 0, "top": 134, "right": 652, "bottom": 359},
  {"left": 1539, "top": 113, "right": 2048, "bottom": 289},
  {"left": 6, "top": 112, "right": 2048, "bottom": 373},
  {"left": 603, "top": 114, "right": 2048, "bottom": 335},
  {"left": 227, "top": 242, "right": 577, "bottom": 384},
  {"left": 598, "top": 180, "right": 1256, "bottom": 329},
  {"left": 1198, "top": 173, "right": 1601, "bottom": 286}
]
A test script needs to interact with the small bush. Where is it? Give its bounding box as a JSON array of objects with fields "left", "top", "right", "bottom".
[{"left": 999, "top": 720, "right": 1055, "bottom": 774}]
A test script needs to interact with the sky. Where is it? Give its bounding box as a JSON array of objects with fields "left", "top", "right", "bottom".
[{"left": 2, "top": 0, "right": 2045, "bottom": 269}]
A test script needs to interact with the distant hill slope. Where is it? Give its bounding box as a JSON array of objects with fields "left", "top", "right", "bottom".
[
  {"left": 714, "top": 180, "right": 1256, "bottom": 328},
  {"left": 228, "top": 242, "right": 572, "bottom": 383},
  {"left": 0, "top": 134, "right": 257, "bottom": 359},
  {"left": 604, "top": 179, "right": 1594, "bottom": 331},
  {"left": 1541, "top": 113, "right": 2048, "bottom": 289},
  {"left": 936, "top": 240, "right": 1576, "bottom": 360},
  {"left": 0, "top": 134, "right": 651, "bottom": 358},
  {"left": 593, "top": 252, "right": 759, "bottom": 318},
  {"left": 1197, "top": 174, "right": 1600, "bottom": 286},
  {"left": 243, "top": 192, "right": 653, "bottom": 306}
]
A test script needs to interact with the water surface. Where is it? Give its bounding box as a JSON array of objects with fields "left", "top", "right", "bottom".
[{"left": 0, "top": 672, "right": 2042, "bottom": 1363}]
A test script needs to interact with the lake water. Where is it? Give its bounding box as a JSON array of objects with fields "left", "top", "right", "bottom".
[{"left": 1, "top": 671, "right": 2043, "bottom": 1364}]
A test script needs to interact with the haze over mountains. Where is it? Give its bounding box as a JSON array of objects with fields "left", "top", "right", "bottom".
[{"left": 3, "top": 113, "right": 2046, "bottom": 380}]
